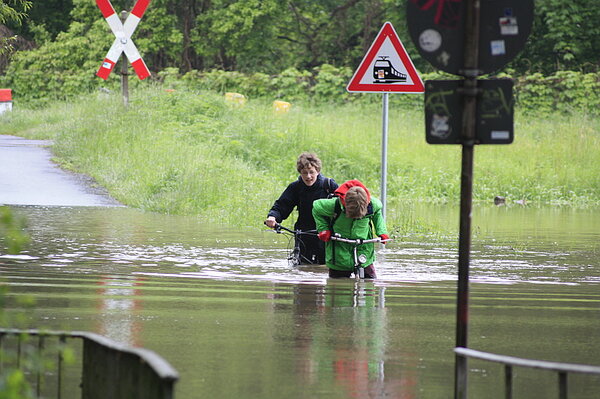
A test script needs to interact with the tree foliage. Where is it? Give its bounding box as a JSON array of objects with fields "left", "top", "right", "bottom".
[
  {"left": 6, "top": 0, "right": 597, "bottom": 74},
  {"left": 0, "top": 0, "right": 598, "bottom": 104},
  {"left": 0, "top": 0, "right": 32, "bottom": 55},
  {"left": 510, "top": 0, "right": 600, "bottom": 74}
]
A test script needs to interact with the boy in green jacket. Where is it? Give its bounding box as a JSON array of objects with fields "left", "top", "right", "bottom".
[{"left": 312, "top": 180, "right": 389, "bottom": 278}]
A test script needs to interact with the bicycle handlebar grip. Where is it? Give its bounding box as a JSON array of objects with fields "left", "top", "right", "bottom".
[{"left": 318, "top": 230, "right": 332, "bottom": 242}]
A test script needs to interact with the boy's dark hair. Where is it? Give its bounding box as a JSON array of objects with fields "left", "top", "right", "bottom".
[{"left": 296, "top": 152, "right": 322, "bottom": 173}]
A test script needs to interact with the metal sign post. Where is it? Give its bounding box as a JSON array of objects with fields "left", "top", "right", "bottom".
[
  {"left": 407, "top": 1, "right": 534, "bottom": 398},
  {"left": 346, "top": 22, "right": 424, "bottom": 218},
  {"left": 381, "top": 93, "right": 389, "bottom": 219},
  {"left": 454, "top": 0, "right": 480, "bottom": 396},
  {"left": 120, "top": 10, "right": 130, "bottom": 107}
]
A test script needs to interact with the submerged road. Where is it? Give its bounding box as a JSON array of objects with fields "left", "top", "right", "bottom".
[{"left": 0, "top": 135, "right": 121, "bottom": 207}]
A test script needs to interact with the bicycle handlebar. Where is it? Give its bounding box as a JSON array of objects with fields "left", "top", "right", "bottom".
[
  {"left": 329, "top": 235, "right": 391, "bottom": 245},
  {"left": 265, "top": 222, "right": 388, "bottom": 243},
  {"left": 265, "top": 222, "right": 317, "bottom": 236}
]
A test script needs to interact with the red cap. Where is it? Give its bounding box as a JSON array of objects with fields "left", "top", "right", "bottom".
[
  {"left": 333, "top": 180, "right": 371, "bottom": 206},
  {"left": 0, "top": 89, "right": 12, "bottom": 102}
]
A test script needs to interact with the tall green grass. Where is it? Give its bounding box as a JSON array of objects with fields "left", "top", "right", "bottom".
[{"left": 0, "top": 86, "right": 598, "bottom": 232}]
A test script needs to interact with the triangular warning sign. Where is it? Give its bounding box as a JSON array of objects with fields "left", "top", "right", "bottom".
[{"left": 347, "top": 22, "right": 424, "bottom": 93}]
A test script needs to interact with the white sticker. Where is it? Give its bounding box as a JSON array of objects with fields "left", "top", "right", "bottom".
[
  {"left": 431, "top": 114, "right": 452, "bottom": 139},
  {"left": 491, "top": 130, "right": 510, "bottom": 140},
  {"left": 499, "top": 17, "right": 518, "bottom": 35},
  {"left": 419, "top": 29, "right": 442, "bottom": 52},
  {"left": 437, "top": 51, "right": 450, "bottom": 66},
  {"left": 490, "top": 40, "right": 506, "bottom": 55}
]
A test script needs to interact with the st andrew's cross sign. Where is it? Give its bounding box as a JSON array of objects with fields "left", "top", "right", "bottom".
[{"left": 96, "top": 0, "right": 151, "bottom": 80}]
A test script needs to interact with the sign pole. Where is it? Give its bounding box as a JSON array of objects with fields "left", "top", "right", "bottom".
[
  {"left": 380, "top": 92, "right": 389, "bottom": 219},
  {"left": 408, "top": 1, "right": 532, "bottom": 397},
  {"left": 455, "top": 0, "right": 480, "bottom": 398},
  {"left": 345, "top": 22, "right": 423, "bottom": 220},
  {"left": 120, "top": 10, "right": 129, "bottom": 108}
]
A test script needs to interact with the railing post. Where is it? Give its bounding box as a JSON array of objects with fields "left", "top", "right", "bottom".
[
  {"left": 0, "top": 329, "right": 178, "bottom": 399},
  {"left": 504, "top": 365, "right": 512, "bottom": 399},
  {"left": 58, "top": 335, "right": 66, "bottom": 399},
  {"left": 456, "top": 347, "right": 600, "bottom": 399},
  {"left": 17, "top": 334, "right": 22, "bottom": 368},
  {"left": 0, "top": 332, "right": 4, "bottom": 372},
  {"left": 559, "top": 372, "right": 568, "bottom": 399},
  {"left": 37, "top": 335, "right": 44, "bottom": 398}
]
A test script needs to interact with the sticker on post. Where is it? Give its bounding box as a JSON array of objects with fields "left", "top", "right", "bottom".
[
  {"left": 491, "top": 130, "right": 510, "bottom": 140},
  {"left": 437, "top": 51, "right": 450, "bottom": 67},
  {"left": 419, "top": 29, "right": 442, "bottom": 52},
  {"left": 499, "top": 17, "right": 518, "bottom": 35},
  {"left": 490, "top": 40, "right": 506, "bottom": 56},
  {"left": 431, "top": 114, "right": 452, "bottom": 139}
]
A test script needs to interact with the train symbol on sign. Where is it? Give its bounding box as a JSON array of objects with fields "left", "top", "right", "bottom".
[{"left": 373, "top": 56, "right": 407, "bottom": 83}]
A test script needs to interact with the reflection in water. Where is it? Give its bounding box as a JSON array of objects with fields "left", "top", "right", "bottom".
[
  {"left": 95, "top": 275, "right": 143, "bottom": 347},
  {"left": 1, "top": 205, "right": 599, "bottom": 398},
  {"left": 282, "top": 281, "right": 417, "bottom": 398}
]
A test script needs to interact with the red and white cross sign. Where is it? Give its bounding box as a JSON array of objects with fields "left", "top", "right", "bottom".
[{"left": 96, "top": 0, "right": 150, "bottom": 80}]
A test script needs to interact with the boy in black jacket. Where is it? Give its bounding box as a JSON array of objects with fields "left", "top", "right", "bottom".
[{"left": 265, "top": 152, "right": 338, "bottom": 264}]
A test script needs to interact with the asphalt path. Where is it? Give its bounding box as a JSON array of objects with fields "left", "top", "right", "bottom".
[{"left": 0, "top": 135, "right": 121, "bottom": 207}]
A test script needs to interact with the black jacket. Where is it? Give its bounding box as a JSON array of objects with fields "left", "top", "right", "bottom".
[{"left": 268, "top": 174, "right": 338, "bottom": 231}]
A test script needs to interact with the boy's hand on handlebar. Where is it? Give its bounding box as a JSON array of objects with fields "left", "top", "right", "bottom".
[
  {"left": 264, "top": 216, "right": 277, "bottom": 228},
  {"left": 379, "top": 234, "right": 390, "bottom": 244},
  {"left": 318, "top": 230, "right": 332, "bottom": 242}
]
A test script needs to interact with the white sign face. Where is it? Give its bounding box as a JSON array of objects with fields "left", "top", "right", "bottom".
[{"left": 355, "top": 37, "right": 418, "bottom": 87}]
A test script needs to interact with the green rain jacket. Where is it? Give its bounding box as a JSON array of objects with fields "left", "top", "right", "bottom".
[{"left": 312, "top": 194, "right": 388, "bottom": 272}]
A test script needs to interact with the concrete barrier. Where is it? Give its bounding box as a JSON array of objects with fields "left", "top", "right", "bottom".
[{"left": 0, "top": 89, "right": 12, "bottom": 114}]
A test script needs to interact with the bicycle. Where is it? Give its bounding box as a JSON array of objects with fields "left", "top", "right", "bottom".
[
  {"left": 329, "top": 234, "right": 391, "bottom": 279},
  {"left": 268, "top": 223, "right": 318, "bottom": 267}
]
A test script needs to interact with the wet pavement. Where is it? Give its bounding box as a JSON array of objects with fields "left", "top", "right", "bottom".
[{"left": 0, "top": 135, "right": 121, "bottom": 206}]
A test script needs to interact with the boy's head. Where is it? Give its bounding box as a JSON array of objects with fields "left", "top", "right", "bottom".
[
  {"left": 345, "top": 186, "right": 368, "bottom": 219},
  {"left": 296, "top": 152, "right": 322, "bottom": 173}
]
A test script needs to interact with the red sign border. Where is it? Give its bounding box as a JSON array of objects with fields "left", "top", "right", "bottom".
[{"left": 347, "top": 22, "right": 424, "bottom": 93}]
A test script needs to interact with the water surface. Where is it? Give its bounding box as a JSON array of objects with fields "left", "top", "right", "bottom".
[{"left": 1, "top": 205, "right": 599, "bottom": 398}]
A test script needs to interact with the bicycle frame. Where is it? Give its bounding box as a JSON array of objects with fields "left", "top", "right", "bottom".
[
  {"left": 270, "top": 223, "right": 318, "bottom": 266},
  {"left": 329, "top": 234, "right": 389, "bottom": 278}
]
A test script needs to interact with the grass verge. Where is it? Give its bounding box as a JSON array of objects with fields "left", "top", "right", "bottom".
[{"left": 0, "top": 86, "right": 598, "bottom": 233}]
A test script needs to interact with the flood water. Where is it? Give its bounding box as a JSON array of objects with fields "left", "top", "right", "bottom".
[{"left": 1, "top": 204, "right": 600, "bottom": 398}]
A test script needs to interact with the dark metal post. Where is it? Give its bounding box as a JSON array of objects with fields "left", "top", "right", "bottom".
[
  {"left": 0, "top": 333, "right": 3, "bottom": 372},
  {"left": 120, "top": 10, "right": 129, "bottom": 108},
  {"left": 58, "top": 335, "right": 66, "bottom": 399},
  {"left": 505, "top": 365, "right": 513, "bottom": 399},
  {"left": 17, "top": 334, "right": 22, "bottom": 368},
  {"left": 37, "top": 335, "right": 44, "bottom": 397},
  {"left": 559, "top": 372, "right": 568, "bottom": 399},
  {"left": 455, "top": 0, "right": 480, "bottom": 398}
]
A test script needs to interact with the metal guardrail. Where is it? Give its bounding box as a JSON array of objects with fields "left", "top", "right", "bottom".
[
  {"left": 455, "top": 347, "right": 600, "bottom": 399},
  {"left": 0, "top": 328, "right": 179, "bottom": 399}
]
